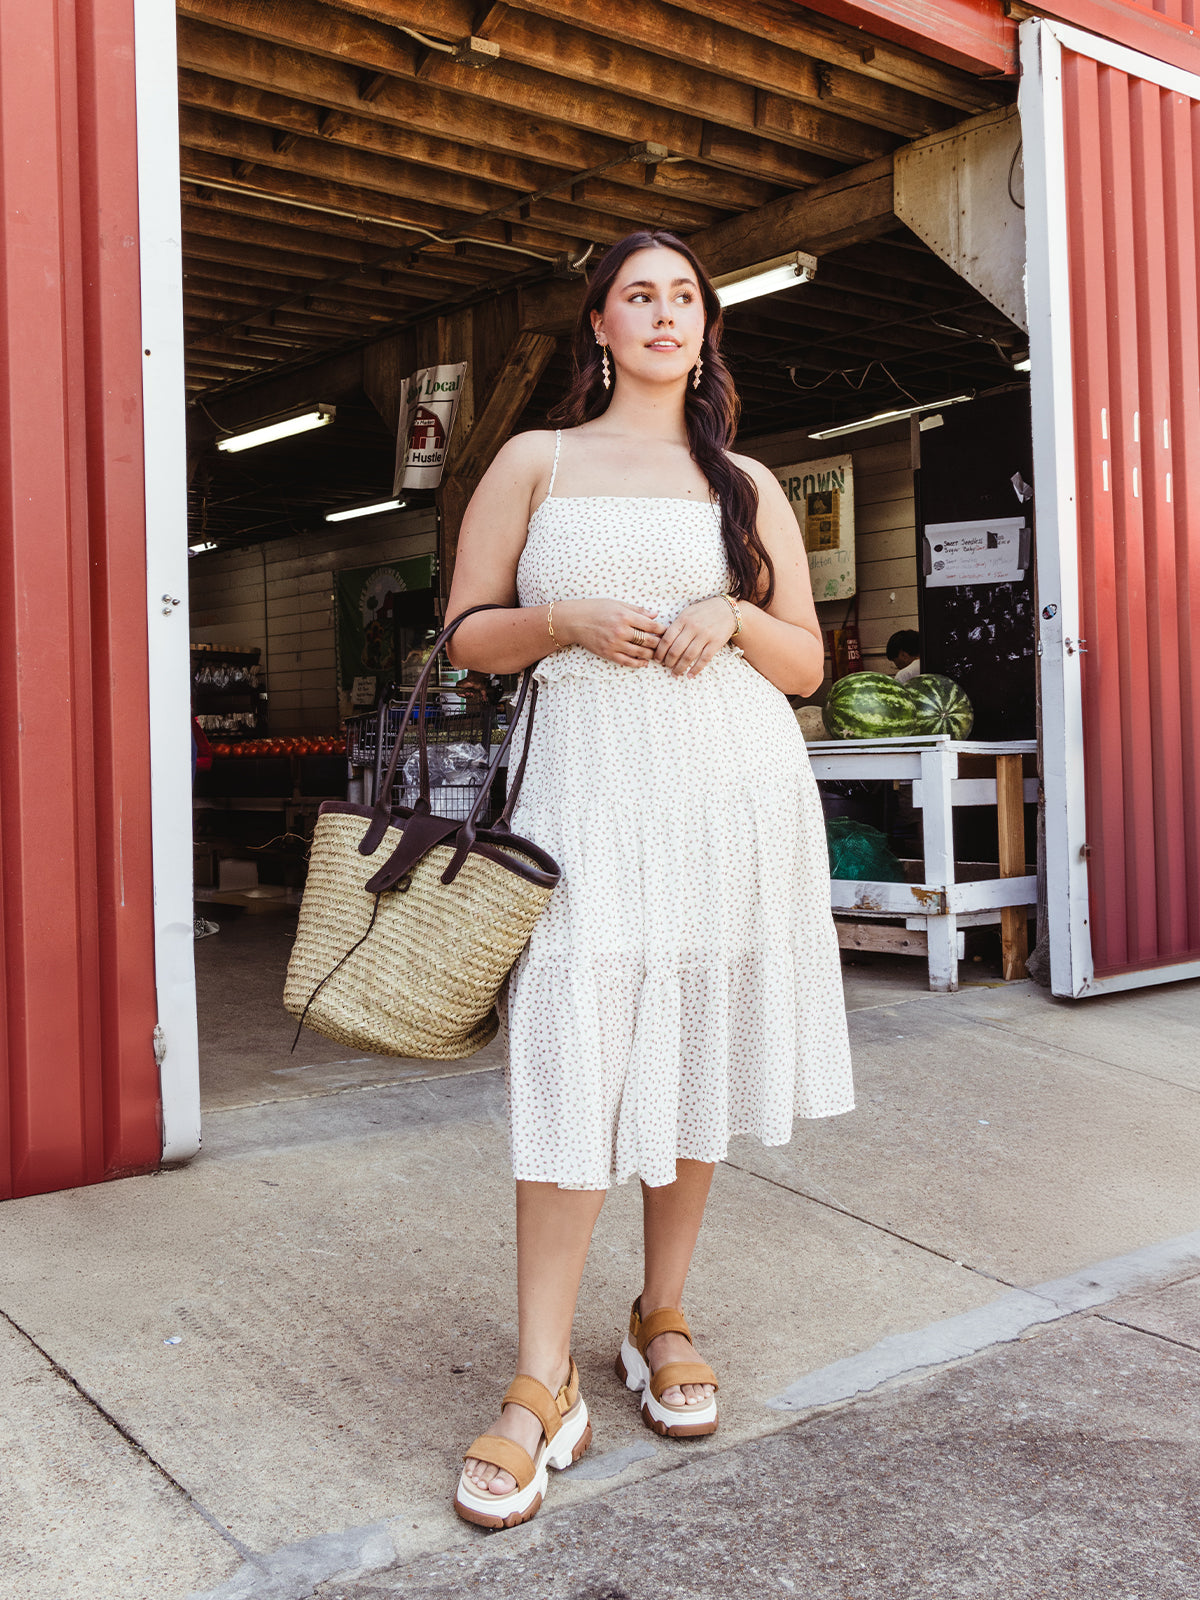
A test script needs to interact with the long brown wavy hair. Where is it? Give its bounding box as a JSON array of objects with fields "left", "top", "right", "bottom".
[{"left": 547, "top": 230, "right": 775, "bottom": 607}]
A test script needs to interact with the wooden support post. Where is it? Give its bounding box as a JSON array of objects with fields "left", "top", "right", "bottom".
[{"left": 996, "top": 752, "right": 1029, "bottom": 980}]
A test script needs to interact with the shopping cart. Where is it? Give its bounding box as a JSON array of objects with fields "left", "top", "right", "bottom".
[{"left": 345, "top": 692, "right": 509, "bottom": 823}]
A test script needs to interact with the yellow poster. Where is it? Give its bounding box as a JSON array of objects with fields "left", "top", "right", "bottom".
[{"left": 775, "top": 454, "right": 856, "bottom": 600}]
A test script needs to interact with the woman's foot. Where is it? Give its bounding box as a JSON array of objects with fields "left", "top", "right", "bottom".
[
  {"left": 462, "top": 1361, "right": 570, "bottom": 1496},
  {"left": 455, "top": 1362, "right": 592, "bottom": 1530},
  {"left": 616, "top": 1300, "right": 719, "bottom": 1438}
]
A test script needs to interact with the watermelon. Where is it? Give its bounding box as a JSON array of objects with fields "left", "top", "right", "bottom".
[
  {"left": 906, "top": 673, "right": 974, "bottom": 739},
  {"left": 821, "top": 672, "right": 918, "bottom": 740}
]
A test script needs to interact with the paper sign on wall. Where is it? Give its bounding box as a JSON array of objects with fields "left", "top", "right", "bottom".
[
  {"left": 775, "top": 454, "right": 856, "bottom": 600},
  {"left": 923, "top": 517, "right": 1030, "bottom": 587},
  {"left": 392, "top": 363, "right": 468, "bottom": 491}
]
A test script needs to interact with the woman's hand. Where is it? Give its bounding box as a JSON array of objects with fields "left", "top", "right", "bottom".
[
  {"left": 555, "top": 600, "right": 667, "bottom": 667},
  {"left": 653, "top": 596, "right": 737, "bottom": 677}
]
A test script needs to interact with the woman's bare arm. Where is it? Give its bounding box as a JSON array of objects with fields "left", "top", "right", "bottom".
[
  {"left": 726, "top": 457, "right": 825, "bottom": 696},
  {"left": 444, "top": 432, "right": 557, "bottom": 672},
  {"left": 649, "top": 456, "right": 825, "bottom": 695}
]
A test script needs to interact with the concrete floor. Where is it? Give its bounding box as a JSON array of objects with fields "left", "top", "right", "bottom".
[{"left": 1, "top": 918, "right": 1198, "bottom": 1599}]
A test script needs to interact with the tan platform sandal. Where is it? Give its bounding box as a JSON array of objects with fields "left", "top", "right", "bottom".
[
  {"left": 615, "top": 1299, "right": 719, "bottom": 1438},
  {"left": 454, "top": 1359, "right": 592, "bottom": 1530}
]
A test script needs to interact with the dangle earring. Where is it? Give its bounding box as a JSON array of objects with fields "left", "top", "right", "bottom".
[
  {"left": 598, "top": 340, "right": 611, "bottom": 390},
  {"left": 692, "top": 348, "right": 704, "bottom": 390}
]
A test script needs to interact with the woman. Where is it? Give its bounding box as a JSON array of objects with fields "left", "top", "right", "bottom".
[{"left": 445, "top": 230, "right": 854, "bottom": 1529}]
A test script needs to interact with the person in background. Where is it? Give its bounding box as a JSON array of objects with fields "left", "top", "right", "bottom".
[{"left": 886, "top": 629, "right": 922, "bottom": 684}]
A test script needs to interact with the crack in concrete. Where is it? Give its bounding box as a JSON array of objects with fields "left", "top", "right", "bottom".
[
  {"left": 204, "top": 1062, "right": 503, "bottom": 1117},
  {"left": 1094, "top": 1310, "right": 1200, "bottom": 1357},
  {"left": 721, "top": 1159, "right": 1013, "bottom": 1287},
  {"left": 0, "top": 1306, "right": 260, "bottom": 1567},
  {"left": 962, "top": 1015, "right": 1200, "bottom": 1097}
]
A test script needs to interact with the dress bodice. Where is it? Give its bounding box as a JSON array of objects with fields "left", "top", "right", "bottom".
[{"left": 518, "top": 495, "right": 731, "bottom": 630}]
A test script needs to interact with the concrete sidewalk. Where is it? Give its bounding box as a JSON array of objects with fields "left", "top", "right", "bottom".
[{"left": 2, "top": 954, "right": 1199, "bottom": 1599}]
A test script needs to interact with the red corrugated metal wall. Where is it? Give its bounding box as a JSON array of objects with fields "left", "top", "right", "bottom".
[
  {"left": 1061, "top": 43, "right": 1200, "bottom": 975},
  {"left": 0, "top": 0, "right": 160, "bottom": 1198}
]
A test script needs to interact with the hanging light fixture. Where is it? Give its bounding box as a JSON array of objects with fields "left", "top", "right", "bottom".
[
  {"left": 807, "top": 393, "right": 974, "bottom": 441},
  {"left": 325, "top": 498, "right": 408, "bottom": 523},
  {"left": 712, "top": 251, "right": 818, "bottom": 308},
  {"left": 216, "top": 404, "right": 336, "bottom": 453}
]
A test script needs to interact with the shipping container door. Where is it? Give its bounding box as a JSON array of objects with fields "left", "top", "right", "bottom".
[{"left": 1020, "top": 18, "right": 1200, "bottom": 997}]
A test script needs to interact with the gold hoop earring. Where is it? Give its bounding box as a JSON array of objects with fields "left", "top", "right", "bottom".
[{"left": 692, "top": 350, "right": 703, "bottom": 390}]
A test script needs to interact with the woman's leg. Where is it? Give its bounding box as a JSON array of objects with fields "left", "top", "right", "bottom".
[
  {"left": 463, "top": 1180, "right": 605, "bottom": 1495},
  {"left": 639, "top": 1159, "right": 717, "bottom": 1406}
]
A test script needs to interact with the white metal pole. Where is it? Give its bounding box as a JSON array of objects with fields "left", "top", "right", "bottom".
[
  {"left": 1018, "top": 18, "right": 1094, "bottom": 998},
  {"left": 134, "top": 0, "right": 201, "bottom": 1161}
]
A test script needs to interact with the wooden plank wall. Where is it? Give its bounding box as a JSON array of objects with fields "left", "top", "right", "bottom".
[
  {"left": 187, "top": 509, "right": 436, "bottom": 732},
  {"left": 740, "top": 418, "right": 919, "bottom": 695}
]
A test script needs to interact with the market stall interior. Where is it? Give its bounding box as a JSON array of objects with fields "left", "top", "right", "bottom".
[{"left": 180, "top": 0, "right": 1038, "bottom": 1102}]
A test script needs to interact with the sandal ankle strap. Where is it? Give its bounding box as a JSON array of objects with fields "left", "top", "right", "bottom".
[
  {"left": 501, "top": 1358, "right": 580, "bottom": 1443},
  {"left": 630, "top": 1300, "right": 693, "bottom": 1355}
]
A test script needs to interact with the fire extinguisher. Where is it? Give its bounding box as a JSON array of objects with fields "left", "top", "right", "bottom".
[{"left": 826, "top": 598, "right": 862, "bottom": 680}]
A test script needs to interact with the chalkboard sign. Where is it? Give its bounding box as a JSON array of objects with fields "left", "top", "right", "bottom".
[{"left": 917, "top": 389, "right": 1035, "bottom": 742}]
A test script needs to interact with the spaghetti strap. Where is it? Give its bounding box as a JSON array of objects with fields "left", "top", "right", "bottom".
[{"left": 546, "top": 429, "right": 562, "bottom": 498}]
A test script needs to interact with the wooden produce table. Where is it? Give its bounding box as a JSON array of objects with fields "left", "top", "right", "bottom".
[{"left": 806, "top": 735, "right": 1038, "bottom": 992}]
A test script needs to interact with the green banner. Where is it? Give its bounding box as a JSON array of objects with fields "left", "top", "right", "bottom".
[{"left": 335, "top": 556, "right": 434, "bottom": 691}]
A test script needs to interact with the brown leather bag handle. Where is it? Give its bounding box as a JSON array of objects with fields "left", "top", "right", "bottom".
[{"left": 357, "top": 604, "right": 541, "bottom": 863}]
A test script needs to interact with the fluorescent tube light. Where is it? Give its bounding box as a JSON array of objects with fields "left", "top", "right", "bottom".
[
  {"left": 808, "top": 393, "right": 974, "bottom": 441},
  {"left": 713, "top": 251, "right": 817, "bottom": 308},
  {"left": 216, "top": 404, "right": 336, "bottom": 453},
  {"left": 325, "top": 498, "right": 407, "bottom": 523},
  {"left": 188, "top": 541, "right": 218, "bottom": 554}
]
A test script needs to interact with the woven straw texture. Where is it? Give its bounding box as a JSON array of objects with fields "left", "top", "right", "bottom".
[{"left": 284, "top": 811, "right": 555, "bottom": 1059}]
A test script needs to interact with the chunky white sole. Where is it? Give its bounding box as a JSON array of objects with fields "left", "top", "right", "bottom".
[
  {"left": 454, "top": 1397, "right": 592, "bottom": 1530},
  {"left": 616, "top": 1335, "right": 719, "bottom": 1437}
]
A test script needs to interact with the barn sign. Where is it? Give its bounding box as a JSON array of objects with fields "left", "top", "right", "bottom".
[
  {"left": 776, "top": 454, "right": 857, "bottom": 601},
  {"left": 392, "top": 362, "right": 468, "bottom": 490}
]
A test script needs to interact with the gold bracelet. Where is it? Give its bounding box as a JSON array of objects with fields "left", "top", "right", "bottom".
[
  {"left": 721, "top": 593, "right": 742, "bottom": 637},
  {"left": 547, "top": 601, "right": 563, "bottom": 650}
]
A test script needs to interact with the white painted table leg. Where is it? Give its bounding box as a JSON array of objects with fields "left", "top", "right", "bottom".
[
  {"left": 920, "top": 742, "right": 958, "bottom": 993},
  {"left": 926, "top": 913, "right": 961, "bottom": 992}
]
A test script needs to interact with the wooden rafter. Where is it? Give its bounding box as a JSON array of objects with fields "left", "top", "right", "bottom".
[
  {"left": 176, "top": 27, "right": 787, "bottom": 210},
  {"left": 488, "top": 0, "right": 960, "bottom": 138}
]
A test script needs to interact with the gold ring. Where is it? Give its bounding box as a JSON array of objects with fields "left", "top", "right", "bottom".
[{"left": 631, "top": 629, "right": 647, "bottom": 647}]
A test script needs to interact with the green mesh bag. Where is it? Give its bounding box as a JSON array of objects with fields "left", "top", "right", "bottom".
[{"left": 824, "top": 818, "right": 907, "bottom": 882}]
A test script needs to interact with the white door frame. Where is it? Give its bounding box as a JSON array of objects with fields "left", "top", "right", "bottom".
[
  {"left": 135, "top": 0, "right": 201, "bottom": 1160},
  {"left": 1020, "top": 17, "right": 1200, "bottom": 996}
]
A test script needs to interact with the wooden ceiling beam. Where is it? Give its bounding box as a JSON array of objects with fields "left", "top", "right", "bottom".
[
  {"left": 183, "top": 200, "right": 391, "bottom": 265},
  {"left": 183, "top": 187, "right": 529, "bottom": 284},
  {"left": 180, "top": 154, "right": 589, "bottom": 267},
  {"left": 498, "top": 0, "right": 959, "bottom": 138},
  {"left": 177, "top": 2, "right": 834, "bottom": 186},
  {"left": 180, "top": 117, "right": 645, "bottom": 251},
  {"left": 323, "top": 1, "right": 895, "bottom": 166},
  {"left": 183, "top": 231, "right": 362, "bottom": 281},
  {"left": 184, "top": 261, "right": 304, "bottom": 296},
  {"left": 689, "top": 154, "right": 897, "bottom": 276},
  {"left": 176, "top": 77, "right": 722, "bottom": 234},
  {"left": 568, "top": 0, "right": 999, "bottom": 111},
  {"left": 176, "top": 25, "right": 785, "bottom": 210}
]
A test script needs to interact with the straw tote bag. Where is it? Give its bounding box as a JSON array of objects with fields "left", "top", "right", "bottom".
[{"left": 284, "top": 604, "right": 559, "bottom": 1059}]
